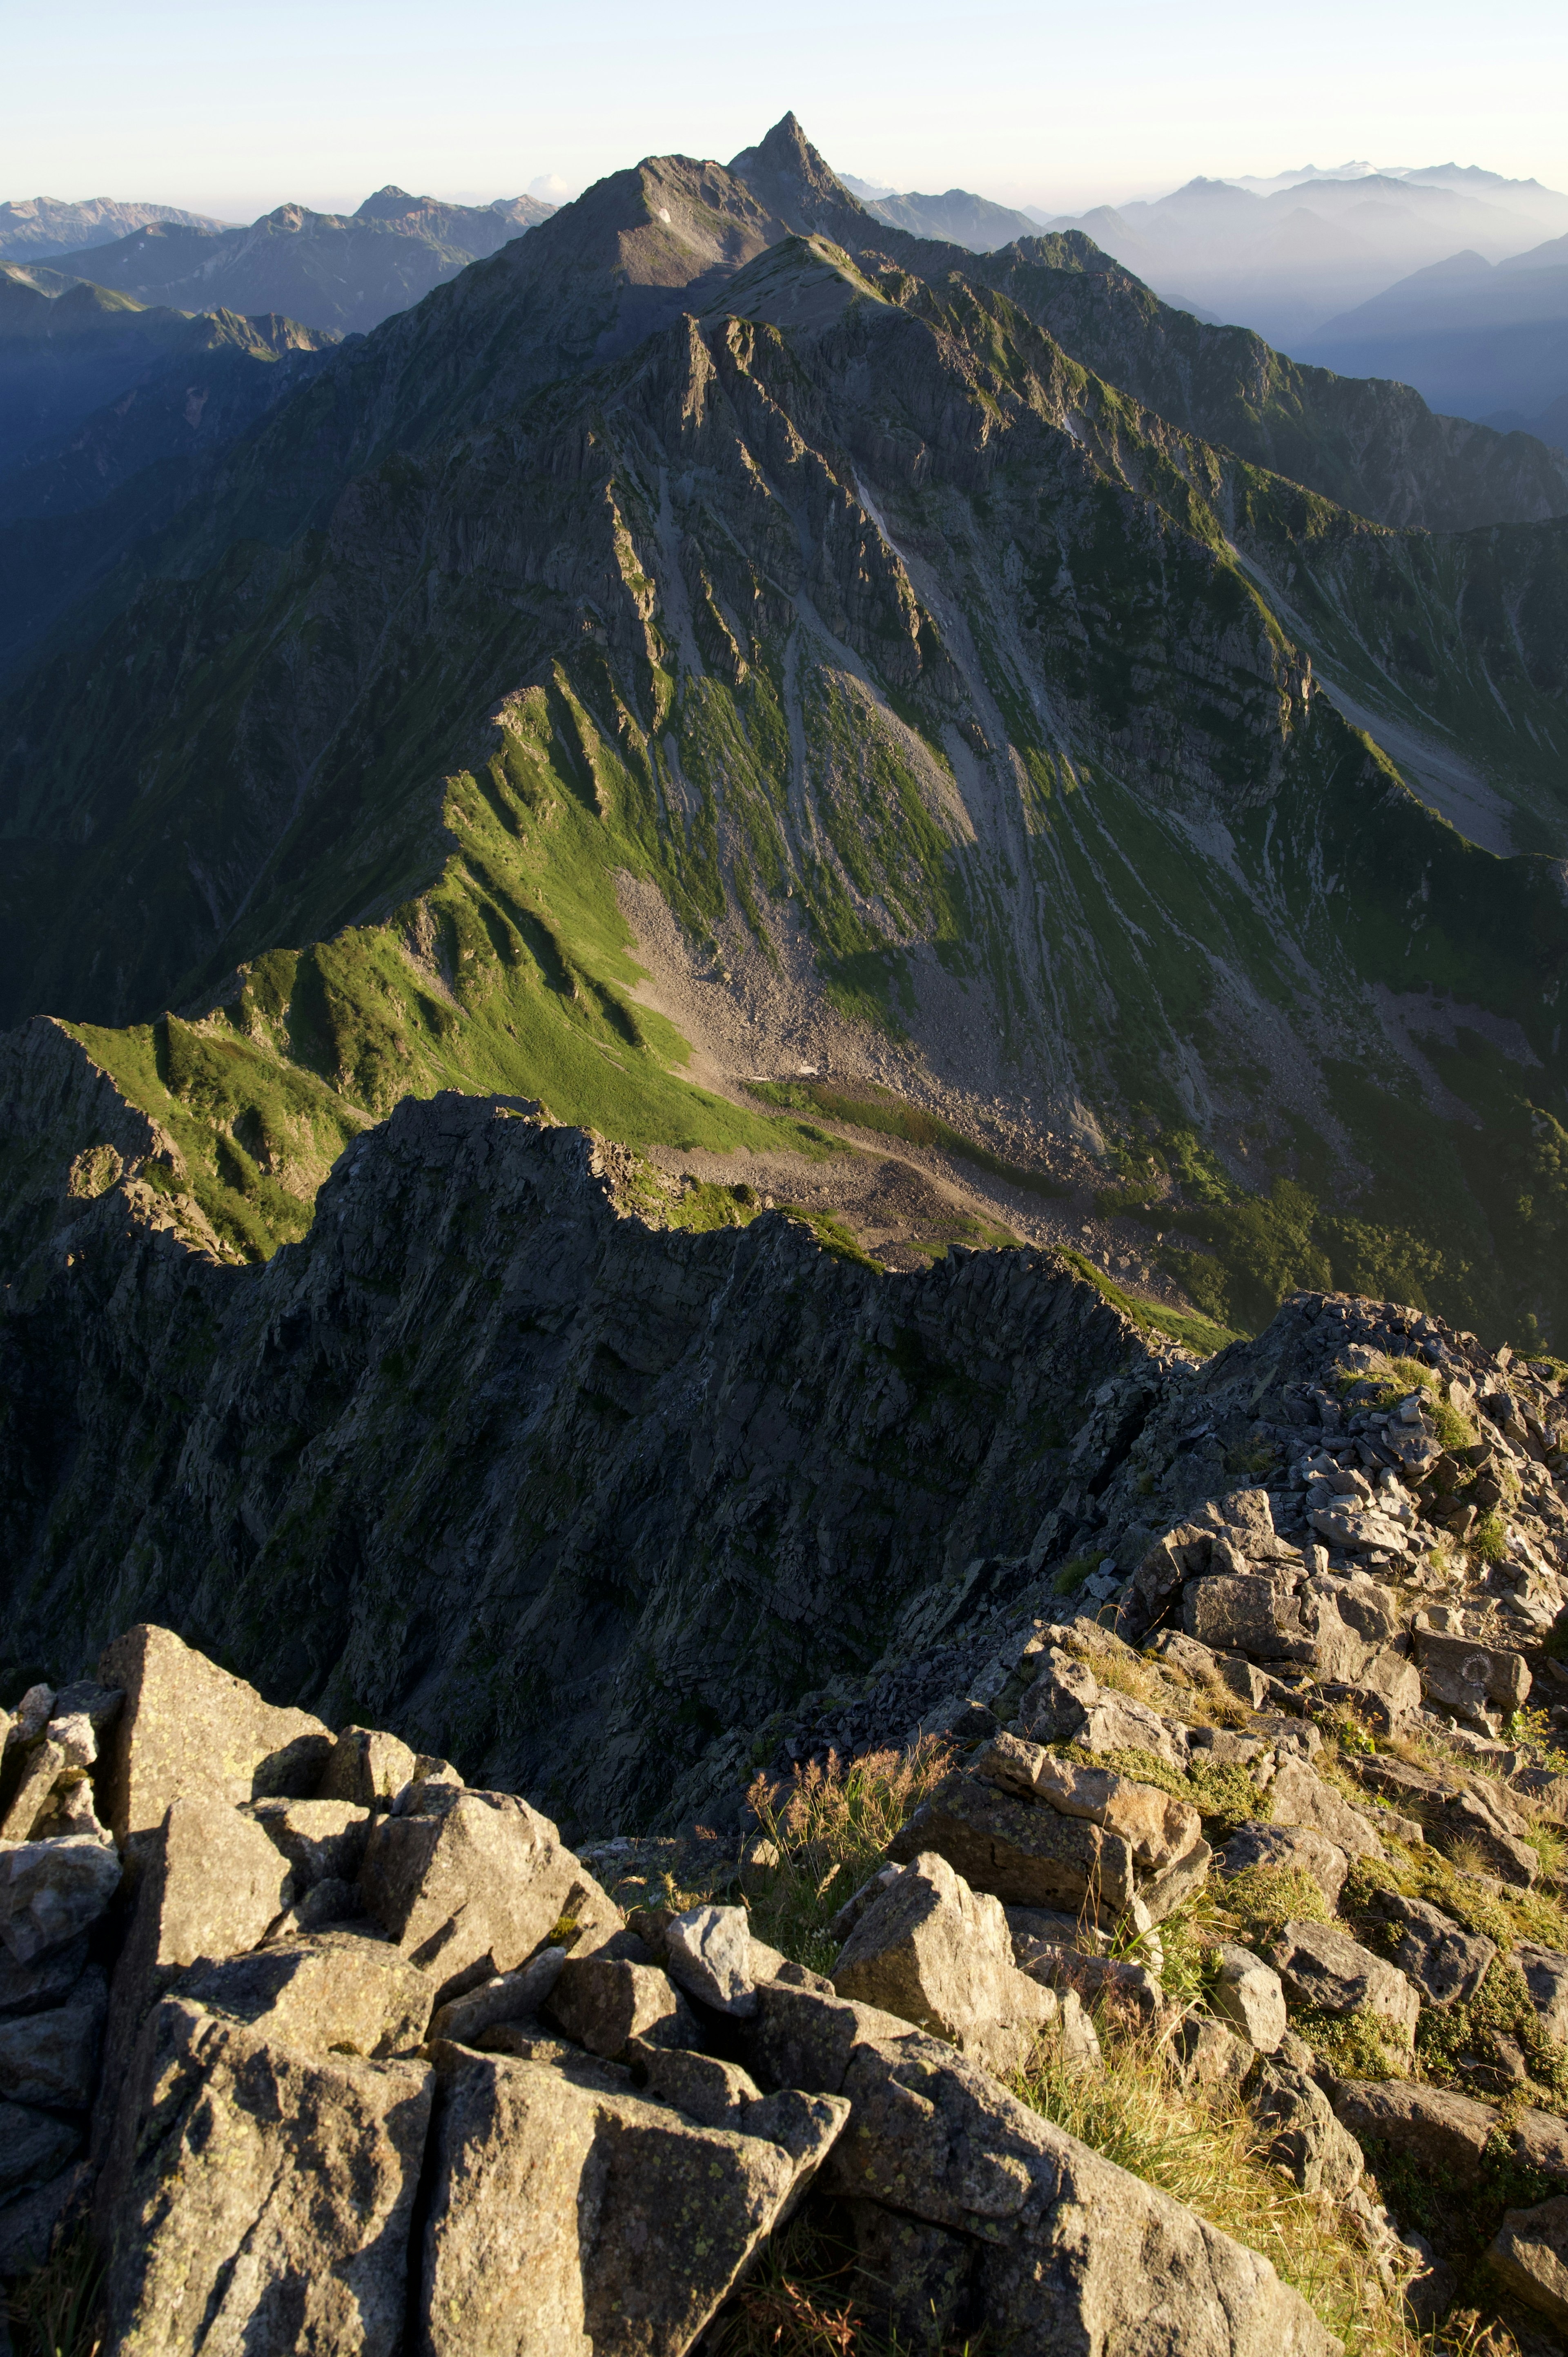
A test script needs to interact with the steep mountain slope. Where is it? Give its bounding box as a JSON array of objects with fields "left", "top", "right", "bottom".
[
  {"left": 59, "top": 186, "right": 555, "bottom": 336},
  {"left": 0, "top": 326, "right": 342, "bottom": 677},
  {"left": 0, "top": 267, "right": 331, "bottom": 467},
  {"left": 0, "top": 1088, "right": 1154, "bottom": 1828},
  {"left": 967, "top": 244, "right": 1568, "bottom": 532},
  {"left": 5, "top": 120, "right": 1568, "bottom": 1355},
  {"left": 0, "top": 195, "right": 228, "bottom": 260}
]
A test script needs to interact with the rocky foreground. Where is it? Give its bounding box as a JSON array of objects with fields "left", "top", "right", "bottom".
[
  {"left": 3, "top": 1499, "right": 1568, "bottom": 2350},
  {"left": 0, "top": 1622, "right": 1339, "bottom": 2356}
]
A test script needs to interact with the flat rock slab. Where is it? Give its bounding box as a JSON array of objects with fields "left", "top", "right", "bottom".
[
  {"left": 97, "top": 1623, "right": 332, "bottom": 1850},
  {"left": 174, "top": 1931, "right": 434, "bottom": 2058},
  {"left": 1219, "top": 1822, "right": 1348, "bottom": 1911},
  {"left": 1269, "top": 1921, "right": 1419, "bottom": 2038},
  {"left": 889, "top": 1772, "right": 1134, "bottom": 1917},
  {"left": 1382, "top": 1894, "right": 1494, "bottom": 2007},
  {"left": 1332, "top": 2080, "right": 1495, "bottom": 2187},
  {"left": 1488, "top": 2193, "right": 1568, "bottom": 2330},
  {"left": 103, "top": 1997, "right": 432, "bottom": 2357},
  {"left": 420, "top": 2048, "right": 842, "bottom": 2357}
]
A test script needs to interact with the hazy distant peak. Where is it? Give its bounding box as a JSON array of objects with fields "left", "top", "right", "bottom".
[
  {"left": 355, "top": 185, "right": 425, "bottom": 219},
  {"left": 0, "top": 195, "right": 231, "bottom": 264}
]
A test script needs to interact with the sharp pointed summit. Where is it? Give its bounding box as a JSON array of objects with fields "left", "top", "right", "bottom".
[{"left": 727, "top": 111, "right": 869, "bottom": 239}]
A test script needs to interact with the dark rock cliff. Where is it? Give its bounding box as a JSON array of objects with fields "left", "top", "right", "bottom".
[{"left": 0, "top": 1093, "right": 1157, "bottom": 1831}]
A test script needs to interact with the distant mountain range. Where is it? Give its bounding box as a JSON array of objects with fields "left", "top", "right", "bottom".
[
  {"left": 0, "top": 196, "right": 230, "bottom": 260},
  {"left": 860, "top": 186, "right": 1040, "bottom": 251},
  {"left": 0, "top": 267, "right": 339, "bottom": 670},
  {"left": 831, "top": 158, "right": 1568, "bottom": 426},
  {"left": 1035, "top": 165, "right": 1568, "bottom": 352},
  {"left": 1299, "top": 240, "right": 1568, "bottom": 425},
  {"left": 38, "top": 185, "right": 555, "bottom": 337}
]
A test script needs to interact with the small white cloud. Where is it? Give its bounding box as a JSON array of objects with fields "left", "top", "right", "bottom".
[{"left": 527, "top": 172, "right": 571, "bottom": 204}]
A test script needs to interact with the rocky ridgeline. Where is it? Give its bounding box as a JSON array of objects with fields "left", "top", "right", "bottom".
[
  {"left": 762, "top": 1287, "right": 1568, "bottom": 1774},
  {"left": 0, "top": 1621, "right": 1348, "bottom": 2356}
]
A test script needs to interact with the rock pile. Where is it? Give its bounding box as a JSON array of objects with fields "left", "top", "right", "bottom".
[{"left": 0, "top": 1622, "right": 1336, "bottom": 2356}]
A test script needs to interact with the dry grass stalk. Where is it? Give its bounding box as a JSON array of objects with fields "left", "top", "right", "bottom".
[{"left": 744, "top": 1740, "right": 953, "bottom": 1972}]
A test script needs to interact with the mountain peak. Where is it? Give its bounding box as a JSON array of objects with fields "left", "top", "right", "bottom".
[
  {"left": 727, "top": 112, "right": 864, "bottom": 236},
  {"left": 355, "top": 185, "right": 428, "bottom": 221}
]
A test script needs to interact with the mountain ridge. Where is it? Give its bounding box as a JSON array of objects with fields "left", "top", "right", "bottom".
[{"left": 4, "top": 117, "right": 1568, "bottom": 1356}]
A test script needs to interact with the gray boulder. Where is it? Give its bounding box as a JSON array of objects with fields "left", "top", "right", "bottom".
[
  {"left": 1267, "top": 1757, "right": 1384, "bottom": 1861},
  {"left": 1488, "top": 2193, "right": 1568, "bottom": 2331},
  {"left": 1174, "top": 2018, "right": 1252, "bottom": 2094},
  {"left": 832, "top": 1851, "right": 1057, "bottom": 2076},
  {"left": 173, "top": 1931, "right": 435, "bottom": 2058},
  {"left": 102, "top": 1996, "right": 433, "bottom": 2356},
  {"left": 1518, "top": 1942, "right": 1568, "bottom": 2043},
  {"left": 419, "top": 2047, "right": 845, "bottom": 2356},
  {"left": 0, "top": 2100, "right": 81, "bottom": 2200},
  {"left": 1510, "top": 2107, "right": 1568, "bottom": 2185},
  {"left": 1219, "top": 1822, "right": 1348, "bottom": 1911},
  {"left": 629, "top": 2045, "right": 764, "bottom": 2125},
  {"left": 663, "top": 1904, "right": 758, "bottom": 2016},
  {"left": 818, "top": 2015, "right": 1338, "bottom": 2357},
  {"left": 0, "top": 1936, "right": 88, "bottom": 2017},
  {"left": 94, "top": 1795, "right": 294, "bottom": 2161},
  {"left": 1441, "top": 1784, "right": 1539, "bottom": 1886},
  {"left": 245, "top": 1797, "right": 375, "bottom": 1889},
  {"left": 888, "top": 1769, "right": 1135, "bottom": 1917},
  {"left": 1269, "top": 1922, "right": 1420, "bottom": 2039},
  {"left": 0, "top": 1834, "right": 120, "bottom": 1965},
  {"left": 0, "top": 1738, "right": 74, "bottom": 1843},
  {"left": 973, "top": 1738, "right": 1203, "bottom": 1869},
  {"left": 359, "top": 1789, "right": 620, "bottom": 1999},
  {"left": 0, "top": 2157, "right": 93, "bottom": 2275},
  {"left": 1209, "top": 1944, "right": 1286, "bottom": 2054},
  {"left": 1332, "top": 2079, "right": 1494, "bottom": 2186},
  {"left": 429, "top": 1950, "right": 567, "bottom": 2045},
  {"left": 318, "top": 1725, "right": 419, "bottom": 1810},
  {"left": 96, "top": 1622, "right": 333, "bottom": 1853},
  {"left": 1251, "top": 2057, "right": 1364, "bottom": 2198},
  {"left": 844, "top": 2199, "right": 974, "bottom": 2354},
  {"left": 543, "top": 1956, "right": 699, "bottom": 2059},
  {"left": 1413, "top": 1628, "right": 1531, "bottom": 1727},
  {"left": 1013, "top": 1650, "right": 1188, "bottom": 1765},
  {"left": 1382, "top": 1895, "right": 1495, "bottom": 2007}
]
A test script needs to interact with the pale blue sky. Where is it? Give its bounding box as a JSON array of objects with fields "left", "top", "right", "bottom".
[{"left": 4, "top": 0, "right": 1566, "bottom": 222}]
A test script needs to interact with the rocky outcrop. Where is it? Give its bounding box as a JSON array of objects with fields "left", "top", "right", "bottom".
[{"left": 0, "top": 1621, "right": 1344, "bottom": 2356}]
